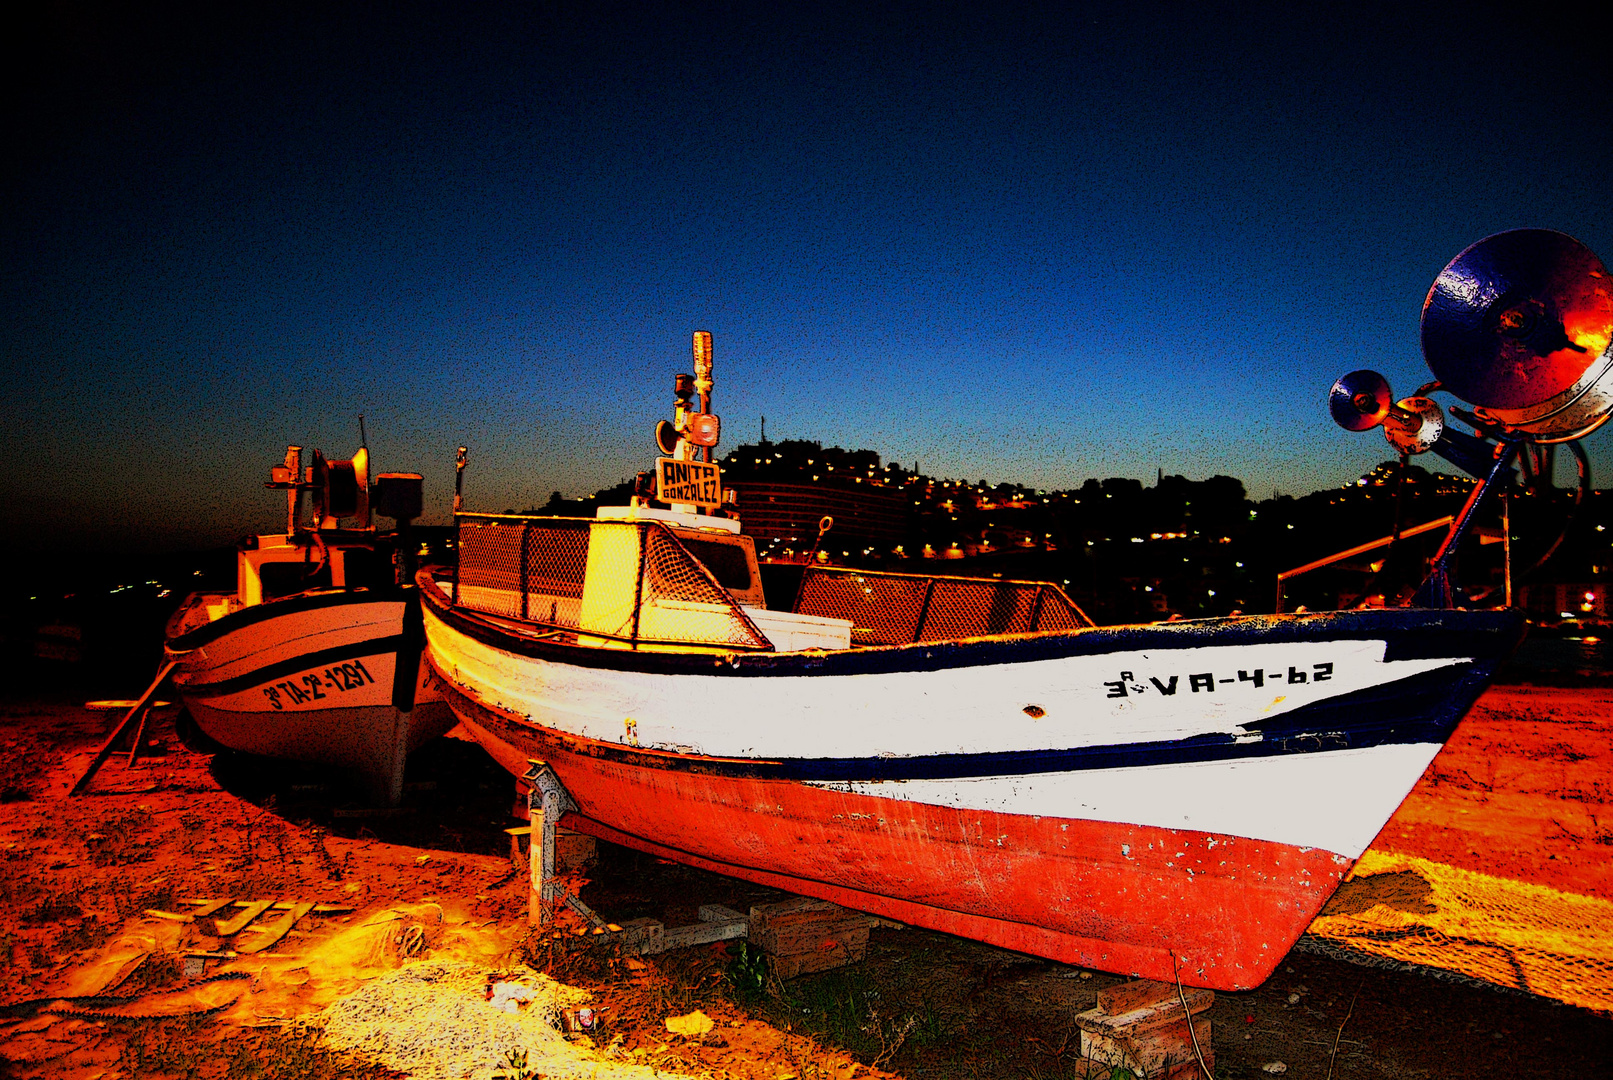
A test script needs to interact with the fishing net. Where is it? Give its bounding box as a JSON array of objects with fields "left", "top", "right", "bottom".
[
  {"left": 313, "top": 958, "right": 694, "bottom": 1079},
  {"left": 1304, "top": 849, "right": 1613, "bottom": 1011},
  {"left": 795, "top": 567, "right": 1092, "bottom": 645}
]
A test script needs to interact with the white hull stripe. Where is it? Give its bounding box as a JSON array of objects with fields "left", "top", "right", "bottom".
[{"left": 806, "top": 742, "right": 1444, "bottom": 859}]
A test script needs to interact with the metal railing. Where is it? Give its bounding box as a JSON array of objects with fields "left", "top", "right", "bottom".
[
  {"left": 794, "top": 566, "right": 1094, "bottom": 646},
  {"left": 1274, "top": 515, "right": 1455, "bottom": 613}
]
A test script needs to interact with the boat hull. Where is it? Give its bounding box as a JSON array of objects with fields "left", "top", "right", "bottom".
[
  {"left": 166, "top": 590, "right": 454, "bottom": 799},
  {"left": 422, "top": 584, "right": 1522, "bottom": 989}
]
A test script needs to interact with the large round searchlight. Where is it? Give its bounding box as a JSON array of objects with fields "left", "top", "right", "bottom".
[
  {"left": 1330, "top": 230, "right": 1613, "bottom": 607},
  {"left": 1422, "top": 228, "right": 1613, "bottom": 441}
]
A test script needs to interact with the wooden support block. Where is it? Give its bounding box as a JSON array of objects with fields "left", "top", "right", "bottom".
[
  {"left": 612, "top": 911, "right": 747, "bottom": 955},
  {"left": 1066, "top": 1060, "right": 1191, "bottom": 1080},
  {"left": 616, "top": 917, "right": 666, "bottom": 954},
  {"left": 749, "top": 896, "right": 869, "bottom": 980},
  {"left": 1098, "top": 978, "right": 1206, "bottom": 1015},
  {"left": 660, "top": 916, "right": 748, "bottom": 951},
  {"left": 1079, "top": 991, "right": 1214, "bottom": 1039},
  {"left": 1073, "top": 1057, "right": 1209, "bottom": 1080},
  {"left": 1074, "top": 977, "right": 1215, "bottom": 1078},
  {"left": 1079, "top": 1018, "right": 1212, "bottom": 1077},
  {"left": 698, "top": 904, "right": 747, "bottom": 923}
]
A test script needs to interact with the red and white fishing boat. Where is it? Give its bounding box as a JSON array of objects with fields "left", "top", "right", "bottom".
[
  {"left": 422, "top": 232, "right": 1610, "bottom": 989},
  {"left": 166, "top": 444, "right": 454, "bottom": 804}
]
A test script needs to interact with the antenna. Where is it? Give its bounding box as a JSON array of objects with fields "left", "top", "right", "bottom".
[
  {"left": 453, "top": 446, "right": 468, "bottom": 514},
  {"left": 693, "top": 331, "right": 715, "bottom": 461},
  {"left": 358, "top": 415, "right": 368, "bottom": 449}
]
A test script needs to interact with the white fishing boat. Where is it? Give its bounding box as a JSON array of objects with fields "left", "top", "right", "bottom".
[
  {"left": 166, "top": 444, "right": 454, "bottom": 803},
  {"left": 421, "top": 231, "right": 1609, "bottom": 989}
]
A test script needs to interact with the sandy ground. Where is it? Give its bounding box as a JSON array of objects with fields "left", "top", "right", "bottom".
[
  {"left": 1, "top": 685, "right": 1611, "bottom": 1079},
  {"left": 1371, "top": 685, "right": 1613, "bottom": 897}
]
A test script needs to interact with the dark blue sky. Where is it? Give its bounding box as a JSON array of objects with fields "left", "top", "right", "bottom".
[{"left": 3, "top": 3, "right": 1609, "bottom": 551}]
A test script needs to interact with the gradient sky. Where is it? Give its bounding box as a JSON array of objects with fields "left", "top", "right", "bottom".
[{"left": 3, "top": 3, "right": 1609, "bottom": 553}]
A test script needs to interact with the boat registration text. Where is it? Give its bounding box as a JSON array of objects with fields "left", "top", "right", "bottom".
[{"left": 263, "top": 661, "right": 376, "bottom": 710}]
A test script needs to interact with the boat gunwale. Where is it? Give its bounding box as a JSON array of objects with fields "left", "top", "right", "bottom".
[
  {"left": 419, "top": 567, "right": 1526, "bottom": 678},
  {"left": 165, "top": 585, "right": 406, "bottom": 651},
  {"left": 174, "top": 633, "right": 409, "bottom": 698}
]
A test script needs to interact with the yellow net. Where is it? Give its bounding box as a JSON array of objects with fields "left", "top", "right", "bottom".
[{"left": 1304, "top": 849, "right": 1613, "bottom": 1012}]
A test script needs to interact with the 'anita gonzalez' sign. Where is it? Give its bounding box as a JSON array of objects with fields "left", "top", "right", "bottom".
[{"left": 656, "top": 457, "right": 723, "bottom": 508}]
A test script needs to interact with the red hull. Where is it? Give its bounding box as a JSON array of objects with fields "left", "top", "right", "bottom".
[{"left": 445, "top": 677, "right": 1348, "bottom": 990}]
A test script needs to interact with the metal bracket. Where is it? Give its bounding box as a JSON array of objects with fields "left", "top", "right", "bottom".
[
  {"left": 1414, "top": 438, "right": 1521, "bottom": 608},
  {"left": 519, "top": 760, "right": 602, "bottom": 926}
]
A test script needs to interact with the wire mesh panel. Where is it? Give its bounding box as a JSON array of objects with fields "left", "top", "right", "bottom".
[
  {"left": 1028, "top": 589, "right": 1089, "bottom": 632},
  {"left": 454, "top": 517, "right": 531, "bottom": 619},
  {"left": 921, "top": 578, "right": 1043, "bottom": 641},
  {"left": 635, "top": 523, "right": 770, "bottom": 650},
  {"left": 454, "top": 515, "right": 591, "bottom": 626},
  {"left": 795, "top": 566, "right": 1094, "bottom": 645},
  {"left": 793, "top": 571, "right": 930, "bottom": 646},
  {"left": 453, "top": 514, "right": 769, "bottom": 651},
  {"left": 521, "top": 522, "right": 590, "bottom": 625}
]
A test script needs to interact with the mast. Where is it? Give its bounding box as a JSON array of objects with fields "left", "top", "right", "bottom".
[{"left": 692, "top": 330, "right": 714, "bottom": 463}]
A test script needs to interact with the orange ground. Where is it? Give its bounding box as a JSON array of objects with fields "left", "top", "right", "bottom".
[{"left": 2, "top": 684, "right": 1611, "bottom": 1078}]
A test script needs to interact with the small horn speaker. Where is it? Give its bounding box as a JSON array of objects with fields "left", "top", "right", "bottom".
[
  {"left": 1329, "top": 370, "right": 1393, "bottom": 431},
  {"left": 655, "top": 419, "right": 679, "bottom": 455}
]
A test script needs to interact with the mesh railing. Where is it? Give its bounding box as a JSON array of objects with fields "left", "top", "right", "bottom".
[
  {"left": 633, "top": 524, "right": 771, "bottom": 650},
  {"left": 452, "top": 514, "right": 770, "bottom": 651},
  {"left": 454, "top": 516, "right": 590, "bottom": 623},
  {"left": 794, "top": 566, "right": 1093, "bottom": 646}
]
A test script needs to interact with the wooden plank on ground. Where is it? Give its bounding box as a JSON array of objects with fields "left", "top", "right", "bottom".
[
  {"left": 180, "top": 900, "right": 352, "bottom": 914},
  {"left": 236, "top": 902, "right": 314, "bottom": 954},
  {"left": 68, "top": 660, "right": 179, "bottom": 795},
  {"left": 213, "top": 900, "right": 275, "bottom": 937}
]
